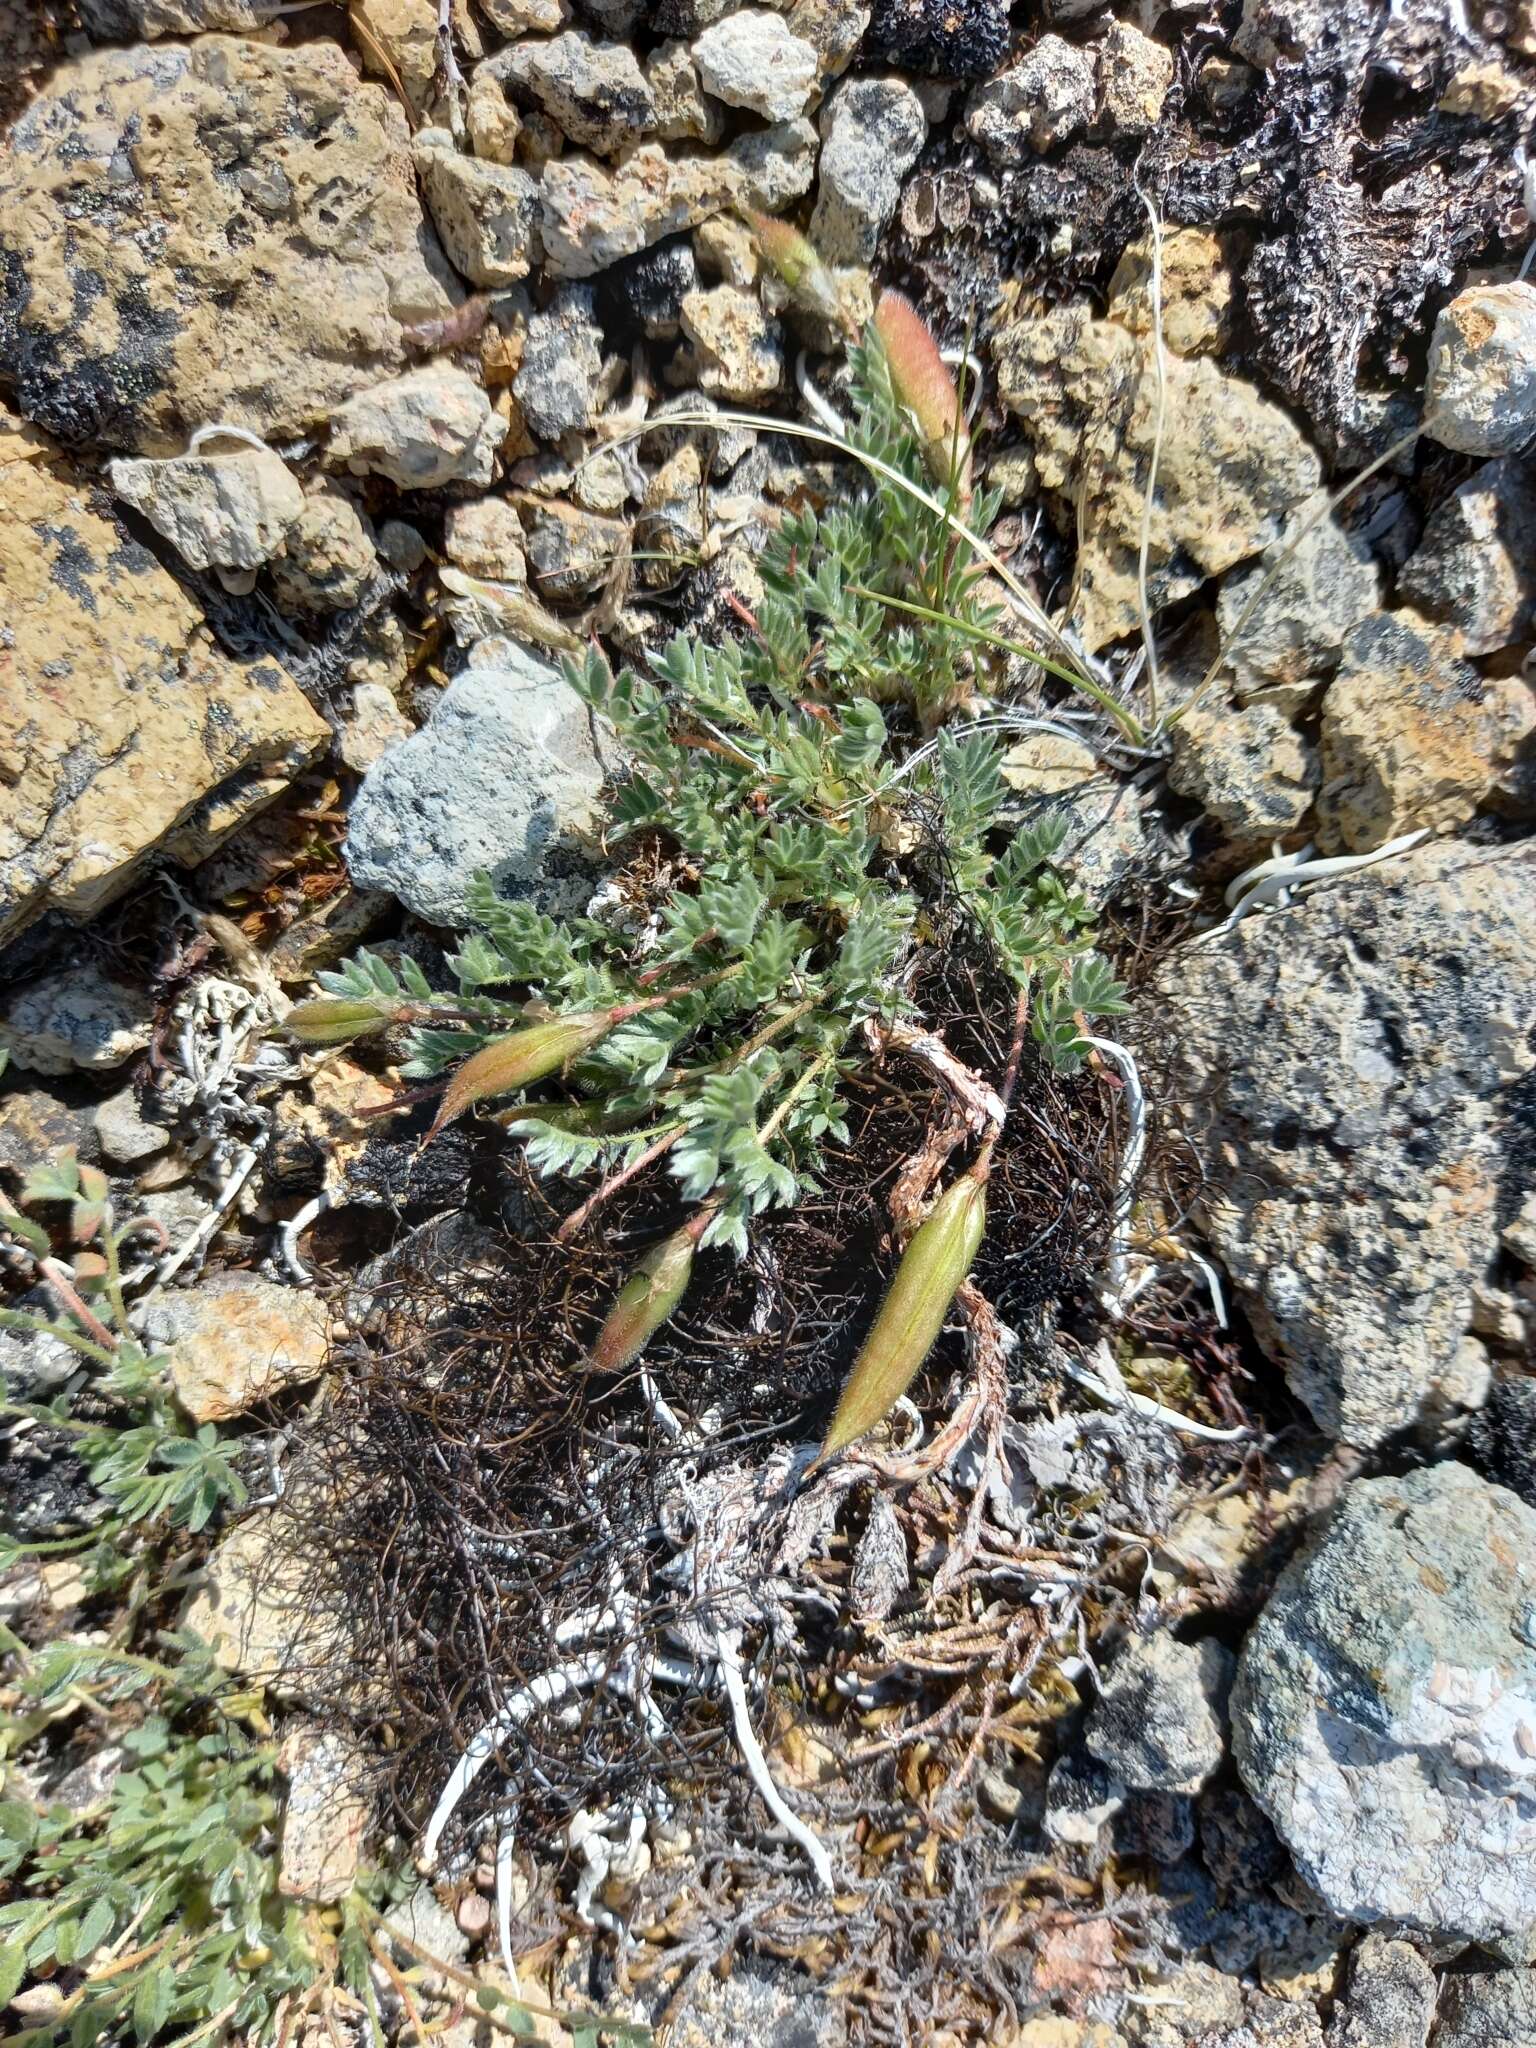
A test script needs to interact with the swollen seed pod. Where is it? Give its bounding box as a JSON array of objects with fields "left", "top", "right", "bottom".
[
  {"left": 424, "top": 1011, "right": 616, "bottom": 1144},
  {"left": 872, "top": 287, "right": 973, "bottom": 508},
  {"left": 285, "top": 998, "right": 405, "bottom": 1046},
  {"left": 744, "top": 208, "right": 847, "bottom": 330},
  {"left": 589, "top": 1223, "right": 697, "bottom": 1375},
  {"left": 822, "top": 1169, "right": 986, "bottom": 1460}
]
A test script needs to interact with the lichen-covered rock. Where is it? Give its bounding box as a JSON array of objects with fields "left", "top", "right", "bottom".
[
  {"left": 1431, "top": 1967, "right": 1536, "bottom": 2048},
  {"left": 524, "top": 499, "right": 628, "bottom": 600},
  {"left": 138, "top": 1272, "right": 332, "bottom": 1423},
  {"left": 108, "top": 449, "right": 304, "bottom": 578},
  {"left": 276, "top": 1721, "right": 372, "bottom": 1905},
  {"left": 1095, "top": 21, "right": 1174, "bottom": 134},
  {"left": 680, "top": 283, "right": 784, "bottom": 399},
  {"left": 513, "top": 285, "right": 605, "bottom": 439},
  {"left": 1167, "top": 700, "right": 1319, "bottom": 843},
  {"left": 327, "top": 367, "right": 506, "bottom": 489},
  {"left": 1162, "top": 840, "right": 1536, "bottom": 1447},
  {"left": 348, "top": 0, "right": 446, "bottom": 124},
  {"left": 492, "top": 29, "right": 658, "bottom": 157},
  {"left": 810, "top": 75, "right": 927, "bottom": 265},
  {"left": 413, "top": 136, "right": 541, "bottom": 287},
  {"left": 0, "top": 38, "right": 460, "bottom": 452},
  {"left": 1214, "top": 495, "right": 1381, "bottom": 702},
  {"left": 965, "top": 35, "right": 1097, "bottom": 158},
  {"left": 1316, "top": 611, "right": 1529, "bottom": 851},
  {"left": 993, "top": 302, "right": 1323, "bottom": 651},
  {"left": 1233, "top": 1462, "right": 1536, "bottom": 1953},
  {"left": 2, "top": 968, "right": 152, "bottom": 1077},
  {"left": 691, "top": 9, "right": 821, "bottom": 122},
  {"left": 540, "top": 125, "right": 818, "bottom": 277},
  {"left": 0, "top": 417, "right": 329, "bottom": 945},
  {"left": 1087, "top": 1632, "right": 1234, "bottom": 1794},
  {"left": 1397, "top": 458, "right": 1536, "bottom": 657},
  {"left": 645, "top": 38, "right": 727, "bottom": 144},
  {"left": 1324, "top": 1936, "right": 1435, "bottom": 2048},
  {"left": 269, "top": 485, "right": 378, "bottom": 617},
  {"left": 1109, "top": 228, "right": 1236, "bottom": 360},
  {"left": 1424, "top": 282, "right": 1536, "bottom": 458},
  {"left": 344, "top": 646, "right": 609, "bottom": 924}
]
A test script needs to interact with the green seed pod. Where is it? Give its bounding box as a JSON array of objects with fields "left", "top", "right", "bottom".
[
  {"left": 589, "top": 1224, "right": 697, "bottom": 1375},
  {"left": 285, "top": 998, "right": 403, "bottom": 1046},
  {"left": 425, "top": 1012, "right": 616, "bottom": 1143},
  {"left": 822, "top": 1170, "right": 986, "bottom": 1460}
]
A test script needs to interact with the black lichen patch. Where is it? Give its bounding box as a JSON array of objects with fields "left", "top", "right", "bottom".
[
  {"left": 33, "top": 522, "right": 101, "bottom": 617},
  {"left": 0, "top": 256, "right": 179, "bottom": 449},
  {"left": 866, "top": 0, "right": 1011, "bottom": 79},
  {"left": 1470, "top": 1377, "right": 1536, "bottom": 1510}
]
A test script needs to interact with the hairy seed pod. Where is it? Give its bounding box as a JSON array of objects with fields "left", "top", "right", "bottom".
[
  {"left": 589, "top": 1224, "right": 697, "bottom": 1374},
  {"left": 285, "top": 998, "right": 404, "bottom": 1046},
  {"left": 744, "top": 208, "right": 846, "bottom": 328},
  {"left": 822, "top": 1170, "right": 986, "bottom": 1459},
  {"left": 425, "top": 1012, "right": 615, "bottom": 1144},
  {"left": 873, "top": 287, "right": 972, "bottom": 508}
]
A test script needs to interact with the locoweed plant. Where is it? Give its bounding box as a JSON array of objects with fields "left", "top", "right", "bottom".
[{"left": 290, "top": 299, "right": 1129, "bottom": 1449}]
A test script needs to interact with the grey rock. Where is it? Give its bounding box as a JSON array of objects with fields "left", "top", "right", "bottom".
[
  {"left": 109, "top": 451, "right": 304, "bottom": 577},
  {"left": 477, "top": 0, "right": 565, "bottom": 29},
  {"left": 269, "top": 485, "right": 378, "bottom": 618},
  {"left": 1432, "top": 1967, "right": 1536, "bottom": 2048},
  {"left": 443, "top": 499, "right": 528, "bottom": 585},
  {"left": 1233, "top": 1462, "right": 1536, "bottom": 1952},
  {"left": 524, "top": 501, "right": 628, "bottom": 601},
  {"left": 645, "top": 40, "right": 726, "bottom": 145},
  {"left": 965, "top": 35, "right": 1096, "bottom": 160},
  {"left": 663, "top": 1963, "right": 847, "bottom": 2048},
  {"left": 413, "top": 141, "right": 541, "bottom": 288},
  {"left": 1216, "top": 495, "right": 1381, "bottom": 701},
  {"left": 1044, "top": 1750, "right": 1127, "bottom": 1848},
  {"left": 999, "top": 732, "right": 1148, "bottom": 907},
  {"left": 539, "top": 123, "right": 818, "bottom": 278},
  {"left": 328, "top": 369, "right": 507, "bottom": 490},
  {"left": 0, "top": 1322, "right": 79, "bottom": 1400},
  {"left": 388, "top": 1882, "right": 471, "bottom": 1974},
  {"left": 513, "top": 286, "right": 605, "bottom": 441},
  {"left": 78, "top": 0, "right": 281, "bottom": 28},
  {"left": 1168, "top": 700, "right": 1319, "bottom": 844},
  {"left": 2, "top": 968, "right": 152, "bottom": 1077},
  {"left": 1233, "top": 0, "right": 1379, "bottom": 70},
  {"left": 1316, "top": 612, "right": 1527, "bottom": 852},
  {"left": 1425, "top": 283, "right": 1536, "bottom": 458},
  {"left": 1162, "top": 840, "right": 1536, "bottom": 1448},
  {"left": 1123, "top": 1962, "right": 1245, "bottom": 2048},
  {"left": 1198, "top": 1783, "right": 1289, "bottom": 1894},
  {"left": 1325, "top": 1935, "right": 1435, "bottom": 2048},
  {"left": 691, "top": 9, "right": 821, "bottom": 122},
  {"left": 1211, "top": 1990, "right": 1327, "bottom": 2048},
  {"left": 680, "top": 284, "right": 784, "bottom": 400},
  {"left": 1086, "top": 1631, "right": 1234, "bottom": 1794},
  {"left": 377, "top": 520, "right": 428, "bottom": 574},
  {"left": 345, "top": 647, "right": 608, "bottom": 925},
  {"left": 1116, "top": 1789, "right": 1198, "bottom": 1864},
  {"left": 0, "top": 1088, "right": 98, "bottom": 1175},
  {"left": 1397, "top": 458, "right": 1536, "bottom": 656},
  {"left": 92, "top": 1085, "right": 171, "bottom": 1166},
  {"left": 810, "top": 75, "right": 927, "bottom": 266},
  {"left": 492, "top": 30, "right": 657, "bottom": 158}
]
